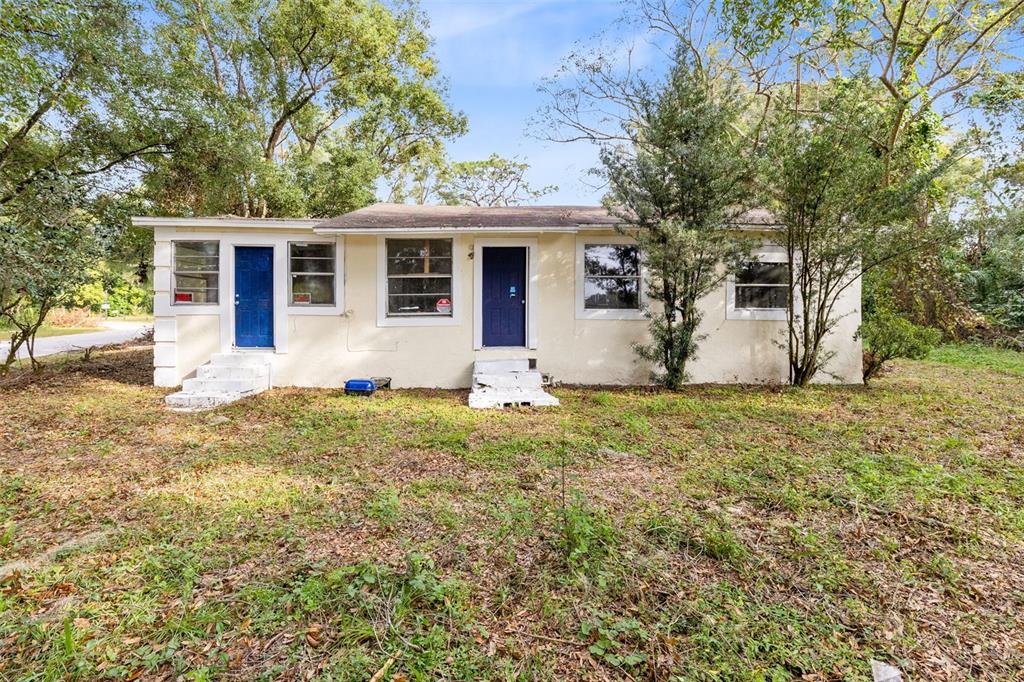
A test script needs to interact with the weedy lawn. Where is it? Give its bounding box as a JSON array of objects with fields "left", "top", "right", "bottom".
[{"left": 0, "top": 345, "right": 1022, "bottom": 680}]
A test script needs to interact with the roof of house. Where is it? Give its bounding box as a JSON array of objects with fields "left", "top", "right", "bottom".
[
  {"left": 132, "top": 216, "right": 321, "bottom": 229},
  {"left": 313, "top": 204, "right": 620, "bottom": 231},
  {"left": 312, "top": 203, "right": 781, "bottom": 233},
  {"left": 130, "top": 205, "right": 781, "bottom": 232}
]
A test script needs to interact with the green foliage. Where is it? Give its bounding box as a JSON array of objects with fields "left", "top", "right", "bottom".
[
  {"left": 580, "top": 614, "right": 649, "bottom": 670},
  {"left": 557, "top": 492, "right": 617, "bottom": 573},
  {"left": 861, "top": 308, "right": 942, "bottom": 383},
  {"left": 365, "top": 486, "right": 401, "bottom": 529},
  {"left": 143, "top": 0, "right": 467, "bottom": 217},
  {"left": 0, "top": 0, "right": 175, "bottom": 204},
  {"left": 71, "top": 265, "right": 152, "bottom": 315},
  {"left": 957, "top": 212, "right": 1024, "bottom": 330},
  {"left": 763, "top": 78, "right": 950, "bottom": 386},
  {"left": 602, "top": 52, "right": 754, "bottom": 389},
  {"left": 0, "top": 174, "right": 119, "bottom": 372}
]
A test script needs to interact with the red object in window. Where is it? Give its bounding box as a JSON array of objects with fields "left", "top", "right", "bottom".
[
  {"left": 293, "top": 292, "right": 312, "bottom": 304},
  {"left": 435, "top": 298, "right": 451, "bottom": 314},
  {"left": 174, "top": 292, "right": 193, "bottom": 303}
]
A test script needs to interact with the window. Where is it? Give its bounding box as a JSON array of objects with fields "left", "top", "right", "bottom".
[
  {"left": 385, "top": 239, "right": 453, "bottom": 316},
  {"left": 289, "top": 242, "right": 335, "bottom": 305},
  {"left": 583, "top": 244, "right": 640, "bottom": 310},
  {"left": 173, "top": 241, "right": 219, "bottom": 304},
  {"left": 734, "top": 262, "right": 789, "bottom": 309}
]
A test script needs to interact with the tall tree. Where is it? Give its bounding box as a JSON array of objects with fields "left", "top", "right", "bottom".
[
  {"left": 603, "top": 54, "right": 754, "bottom": 389},
  {"left": 435, "top": 154, "right": 557, "bottom": 207},
  {"left": 146, "top": 0, "right": 467, "bottom": 217},
  {"left": 719, "top": 0, "right": 1024, "bottom": 178},
  {"left": 762, "top": 80, "right": 951, "bottom": 385},
  {"left": 0, "top": 0, "right": 180, "bottom": 206},
  {"left": 0, "top": 175, "right": 119, "bottom": 373}
]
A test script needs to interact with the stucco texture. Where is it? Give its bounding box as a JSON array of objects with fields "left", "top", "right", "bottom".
[{"left": 152, "top": 227, "right": 862, "bottom": 388}]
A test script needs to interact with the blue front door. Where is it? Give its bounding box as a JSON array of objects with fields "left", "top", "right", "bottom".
[
  {"left": 234, "top": 246, "right": 274, "bottom": 348},
  {"left": 482, "top": 247, "right": 527, "bottom": 347}
]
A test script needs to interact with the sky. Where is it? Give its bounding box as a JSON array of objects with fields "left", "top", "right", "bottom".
[{"left": 418, "top": 0, "right": 648, "bottom": 205}]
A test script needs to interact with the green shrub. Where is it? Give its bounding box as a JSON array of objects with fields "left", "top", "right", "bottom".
[
  {"left": 70, "top": 265, "right": 152, "bottom": 315},
  {"left": 860, "top": 308, "right": 942, "bottom": 384}
]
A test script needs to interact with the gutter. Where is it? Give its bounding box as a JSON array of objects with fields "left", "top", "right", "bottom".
[
  {"left": 132, "top": 217, "right": 322, "bottom": 229},
  {"left": 311, "top": 225, "right": 620, "bottom": 235}
]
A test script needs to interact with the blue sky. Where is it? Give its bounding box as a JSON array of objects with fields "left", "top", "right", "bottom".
[{"left": 419, "top": 0, "right": 643, "bottom": 205}]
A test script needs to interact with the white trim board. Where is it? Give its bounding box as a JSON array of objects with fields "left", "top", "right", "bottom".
[
  {"left": 725, "top": 243, "right": 790, "bottom": 321},
  {"left": 575, "top": 235, "right": 646, "bottom": 321},
  {"left": 473, "top": 238, "right": 540, "bottom": 351},
  {"left": 135, "top": 217, "right": 320, "bottom": 229}
]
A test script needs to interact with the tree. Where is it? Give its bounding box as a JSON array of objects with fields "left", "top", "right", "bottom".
[
  {"left": 762, "top": 80, "right": 949, "bottom": 386},
  {"left": 0, "top": 0, "right": 180, "bottom": 206},
  {"left": 860, "top": 306, "right": 942, "bottom": 384},
  {"left": 602, "top": 54, "right": 754, "bottom": 389},
  {"left": 385, "top": 153, "right": 556, "bottom": 206},
  {"left": 720, "top": 0, "right": 1024, "bottom": 178},
  {"left": 0, "top": 174, "right": 116, "bottom": 373},
  {"left": 145, "top": 0, "right": 467, "bottom": 217},
  {"left": 436, "top": 154, "right": 557, "bottom": 206}
]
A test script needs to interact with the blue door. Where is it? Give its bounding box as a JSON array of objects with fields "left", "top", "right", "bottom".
[
  {"left": 234, "top": 246, "right": 274, "bottom": 348},
  {"left": 482, "top": 247, "right": 527, "bottom": 347}
]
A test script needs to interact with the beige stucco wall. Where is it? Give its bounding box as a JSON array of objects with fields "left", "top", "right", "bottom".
[{"left": 152, "top": 226, "right": 862, "bottom": 388}]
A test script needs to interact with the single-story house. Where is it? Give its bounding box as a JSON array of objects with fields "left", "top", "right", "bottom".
[{"left": 133, "top": 204, "right": 862, "bottom": 404}]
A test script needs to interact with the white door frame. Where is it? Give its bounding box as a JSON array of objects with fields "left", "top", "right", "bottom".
[{"left": 473, "top": 238, "right": 539, "bottom": 350}]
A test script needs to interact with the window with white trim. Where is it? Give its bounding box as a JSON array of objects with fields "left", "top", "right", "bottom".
[
  {"left": 289, "top": 242, "right": 335, "bottom": 305},
  {"left": 172, "top": 241, "right": 219, "bottom": 304},
  {"left": 583, "top": 244, "right": 641, "bottom": 310},
  {"left": 385, "top": 238, "right": 453, "bottom": 316},
  {"left": 734, "top": 262, "right": 789, "bottom": 309}
]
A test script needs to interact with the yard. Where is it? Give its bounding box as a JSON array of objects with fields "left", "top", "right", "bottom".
[{"left": 0, "top": 345, "right": 1022, "bottom": 681}]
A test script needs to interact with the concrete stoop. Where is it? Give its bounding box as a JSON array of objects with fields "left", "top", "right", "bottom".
[
  {"left": 165, "top": 353, "right": 272, "bottom": 412},
  {"left": 468, "top": 359, "right": 559, "bottom": 409}
]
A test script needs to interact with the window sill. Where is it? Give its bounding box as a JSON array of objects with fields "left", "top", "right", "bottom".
[
  {"left": 377, "top": 315, "right": 461, "bottom": 328},
  {"left": 286, "top": 306, "right": 345, "bottom": 316},
  {"left": 576, "top": 308, "right": 646, "bottom": 321},
  {"left": 168, "top": 303, "right": 221, "bottom": 315},
  {"left": 726, "top": 308, "right": 788, "bottom": 321}
]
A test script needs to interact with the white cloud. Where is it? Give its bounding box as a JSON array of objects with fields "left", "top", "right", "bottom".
[{"left": 423, "top": 0, "right": 560, "bottom": 41}]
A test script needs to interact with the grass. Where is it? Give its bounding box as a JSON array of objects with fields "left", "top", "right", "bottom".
[
  {"left": 0, "top": 325, "right": 102, "bottom": 340},
  {"left": 0, "top": 344, "right": 1022, "bottom": 680},
  {"left": 33, "top": 326, "right": 102, "bottom": 338},
  {"left": 928, "top": 342, "right": 1024, "bottom": 376}
]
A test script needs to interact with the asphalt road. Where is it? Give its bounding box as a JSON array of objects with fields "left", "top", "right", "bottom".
[{"left": 0, "top": 320, "right": 151, "bottom": 360}]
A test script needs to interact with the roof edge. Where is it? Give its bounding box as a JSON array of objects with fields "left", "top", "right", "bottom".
[{"left": 132, "top": 216, "right": 321, "bottom": 229}]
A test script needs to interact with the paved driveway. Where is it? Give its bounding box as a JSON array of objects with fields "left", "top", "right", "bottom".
[{"left": 0, "top": 320, "right": 151, "bottom": 360}]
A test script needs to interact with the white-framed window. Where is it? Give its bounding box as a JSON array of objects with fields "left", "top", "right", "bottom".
[
  {"left": 384, "top": 238, "right": 454, "bottom": 317},
  {"left": 172, "top": 241, "right": 219, "bottom": 305},
  {"left": 575, "top": 237, "right": 644, "bottom": 320},
  {"left": 726, "top": 247, "right": 790, "bottom": 321},
  {"left": 289, "top": 242, "right": 335, "bottom": 306}
]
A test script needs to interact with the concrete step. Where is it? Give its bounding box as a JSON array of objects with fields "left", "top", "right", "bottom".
[
  {"left": 210, "top": 352, "right": 274, "bottom": 368},
  {"left": 197, "top": 364, "right": 269, "bottom": 381},
  {"left": 167, "top": 352, "right": 273, "bottom": 412},
  {"left": 473, "top": 358, "right": 530, "bottom": 373},
  {"left": 472, "top": 370, "right": 544, "bottom": 389},
  {"left": 468, "top": 387, "right": 560, "bottom": 409},
  {"left": 166, "top": 390, "right": 247, "bottom": 411},
  {"left": 181, "top": 377, "right": 265, "bottom": 394}
]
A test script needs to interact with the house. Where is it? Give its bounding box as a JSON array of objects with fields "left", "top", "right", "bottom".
[{"left": 133, "top": 204, "right": 862, "bottom": 407}]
